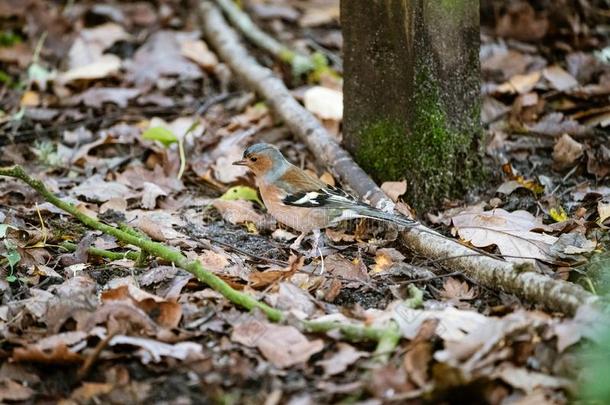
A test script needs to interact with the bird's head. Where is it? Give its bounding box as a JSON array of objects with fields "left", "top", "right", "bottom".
[{"left": 232, "top": 143, "right": 286, "bottom": 176}]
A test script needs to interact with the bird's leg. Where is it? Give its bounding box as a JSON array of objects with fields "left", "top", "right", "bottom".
[
  {"left": 307, "top": 228, "right": 325, "bottom": 264},
  {"left": 290, "top": 231, "right": 307, "bottom": 251}
]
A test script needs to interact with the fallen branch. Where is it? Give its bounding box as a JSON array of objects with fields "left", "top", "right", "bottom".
[
  {"left": 0, "top": 165, "right": 396, "bottom": 342},
  {"left": 215, "top": 0, "right": 316, "bottom": 76},
  {"left": 199, "top": 1, "right": 600, "bottom": 316}
]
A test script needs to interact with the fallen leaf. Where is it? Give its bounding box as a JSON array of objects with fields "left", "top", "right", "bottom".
[
  {"left": 109, "top": 335, "right": 203, "bottom": 364},
  {"left": 299, "top": 4, "right": 339, "bottom": 27},
  {"left": 325, "top": 254, "right": 369, "bottom": 286},
  {"left": 452, "top": 208, "right": 557, "bottom": 262},
  {"left": 212, "top": 199, "right": 273, "bottom": 229},
  {"left": 232, "top": 320, "right": 324, "bottom": 368},
  {"left": 543, "top": 66, "right": 578, "bottom": 91},
  {"left": 72, "top": 174, "right": 133, "bottom": 202},
  {"left": 126, "top": 31, "right": 203, "bottom": 86},
  {"left": 180, "top": 39, "right": 218, "bottom": 71},
  {"left": 495, "top": 2, "right": 548, "bottom": 41},
  {"left": 141, "top": 182, "right": 167, "bottom": 209},
  {"left": 492, "top": 363, "right": 573, "bottom": 393},
  {"left": 598, "top": 200, "right": 610, "bottom": 225},
  {"left": 440, "top": 277, "right": 477, "bottom": 301},
  {"left": 0, "top": 379, "right": 34, "bottom": 402},
  {"left": 58, "top": 54, "right": 122, "bottom": 83},
  {"left": 276, "top": 282, "right": 316, "bottom": 316},
  {"left": 496, "top": 71, "right": 541, "bottom": 94},
  {"left": 68, "top": 22, "right": 131, "bottom": 69},
  {"left": 553, "top": 134, "right": 583, "bottom": 170},
  {"left": 316, "top": 343, "right": 367, "bottom": 376},
  {"left": 69, "top": 87, "right": 141, "bottom": 108},
  {"left": 372, "top": 248, "right": 405, "bottom": 274},
  {"left": 304, "top": 86, "right": 343, "bottom": 120},
  {"left": 381, "top": 181, "right": 407, "bottom": 202},
  {"left": 70, "top": 382, "right": 114, "bottom": 403},
  {"left": 102, "top": 283, "right": 182, "bottom": 329}
]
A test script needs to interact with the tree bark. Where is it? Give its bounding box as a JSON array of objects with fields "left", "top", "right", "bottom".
[{"left": 342, "top": 0, "right": 483, "bottom": 211}]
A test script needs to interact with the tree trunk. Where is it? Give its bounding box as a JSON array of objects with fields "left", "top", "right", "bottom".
[{"left": 341, "top": 0, "right": 483, "bottom": 211}]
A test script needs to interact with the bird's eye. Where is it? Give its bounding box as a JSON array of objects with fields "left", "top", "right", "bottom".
[{"left": 250, "top": 157, "right": 257, "bottom": 162}]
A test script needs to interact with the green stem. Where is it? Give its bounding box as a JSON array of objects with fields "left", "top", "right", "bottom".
[{"left": 60, "top": 241, "right": 140, "bottom": 261}]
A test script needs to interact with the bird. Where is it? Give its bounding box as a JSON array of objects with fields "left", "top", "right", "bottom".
[{"left": 232, "top": 143, "right": 418, "bottom": 253}]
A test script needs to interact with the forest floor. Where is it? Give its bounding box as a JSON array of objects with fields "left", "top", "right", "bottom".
[{"left": 0, "top": 0, "right": 609, "bottom": 404}]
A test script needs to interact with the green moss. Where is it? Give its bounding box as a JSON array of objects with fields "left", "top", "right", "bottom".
[{"left": 353, "top": 60, "right": 484, "bottom": 211}]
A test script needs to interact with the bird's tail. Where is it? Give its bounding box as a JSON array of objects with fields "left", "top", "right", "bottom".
[{"left": 354, "top": 205, "right": 419, "bottom": 228}]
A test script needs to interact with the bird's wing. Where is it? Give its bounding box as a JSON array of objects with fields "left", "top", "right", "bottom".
[
  {"left": 277, "top": 166, "right": 418, "bottom": 228},
  {"left": 278, "top": 167, "right": 361, "bottom": 209}
]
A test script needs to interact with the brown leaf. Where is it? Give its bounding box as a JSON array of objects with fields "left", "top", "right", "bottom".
[
  {"left": 70, "top": 382, "right": 114, "bottom": 403},
  {"left": 276, "top": 282, "right": 316, "bottom": 316},
  {"left": 325, "top": 254, "right": 369, "bottom": 286},
  {"left": 381, "top": 181, "right": 407, "bottom": 202},
  {"left": 232, "top": 320, "right": 324, "bottom": 368},
  {"left": 108, "top": 335, "right": 204, "bottom": 364},
  {"left": 492, "top": 363, "right": 573, "bottom": 393},
  {"left": 316, "top": 343, "right": 367, "bottom": 376},
  {"left": 72, "top": 174, "right": 134, "bottom": 202},
  {"left": 0, "top": 379, "right": 34, "bottom": 402},
  {"left": 495, "top": 2, "right": 548, "bottom": 41},
  {"left": 543, "top": 66, "right": 578, "bottom": 91},
  {"left": 126, "top": 31, "right": 202, "bottom": 86},
  {"left": 102, "top": 284, "right": 182, "bottom": 329},
  {"left": 440, "top": 277, "right": 477, "bottom": 301},
  {"left": 552, "top": 134, "right": 583, "bottom": 170},
  {"left": 212, "top": 199, "right": 274, "bottom": 230},
  {"left": 180, "top": 39, "right": 218, "bottom": 71},
  {"left": 404, "top": 340, "right": 432, "bottom": 387},
  {"left": 372, "top": 248, "right": 405, "bottom": 274},
  {"left": 68, "top": 87, "right": 141, "bottom": 108},
  {"left": 13, "top": 341, "right": 84, "bottom": 364},
  {"left": 451, "top": 208, "right": 557, "bottom": 262},
  {"left": 496, "top": 71, "right": 541, "bottom": 94}
]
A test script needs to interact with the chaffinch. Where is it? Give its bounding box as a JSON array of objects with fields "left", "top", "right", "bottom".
[{"left": 233, "top": 143, "right": 418, "bottom": 251}]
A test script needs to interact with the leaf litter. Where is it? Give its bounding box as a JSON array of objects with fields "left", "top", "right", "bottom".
[{"left": 0, "top": 0, "right": 607, "bottom": 403}]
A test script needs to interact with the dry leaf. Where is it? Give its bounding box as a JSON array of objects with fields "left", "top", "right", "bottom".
[
  {"left": 304, "top": 86, "right": 343, "bottom": 120},
  {"left": 276, "top": 282, "right": 316, "bottom": 316},
  {"left": 126, "top": 31, "right": 203, "bottom": 86},
  {"left": 68, "top": 22, "right": 131, "bottom": 69},
  {"left": 440, "top": 277, "right": 477, "bottom": 301},
  {"left": 492, "top": 363, "right": 573, "bottom": 393},
  {"left": 141, "top": 182, "right": 167, "bottom": 209},
  {"left": 316, "top": 343, "right": 367, "bottom": 376},
  {"left": 109, "top": 335, "right": 203, "bottom": 364},
  {"left": 325, "top": 254, "right": 369, "bottom": 286},
  {"left": 58, "top": 54, "right": 122, "bottom": 83},
  {"left": 452, "top": 208, "right": 557, "bottom": 262},
  {"left": 180, "top": 39, "right": 218, "bottom": 71},
  {"left": 212, "top": 199, "right": 271, "bottom": 229},
  {"left": 497, "top": 71, "right": 541, "bottom": 94},
  {"left": 381, "top": 181, "right": 407, "bottom": 202},
  {"left": 372, "top": 248, "right": 405, "bottom": 274},
  {"left": 553, "top": 134, "right": 583, "bottom": 170},
  {"left": 543, "top": 66, "right": 578, "bottom": 91},
  {"left": 232, "top": 320, "right": 324, "bottom": 368},
  {"left": 598, "top": 200, "right": 610, "bottom": 225},
  {"left": 0, "top": 379, "right": 34, "bottom": 402},
  {"left": 72, "top": 174, "right": 133, "bottom": 202}
]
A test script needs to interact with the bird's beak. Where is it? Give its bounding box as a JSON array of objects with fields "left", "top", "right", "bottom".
[{"left": 232, "top": 159, "right": 248, "bottom": 166}]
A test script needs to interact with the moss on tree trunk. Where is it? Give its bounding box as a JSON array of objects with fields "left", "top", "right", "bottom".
[{"left": 342, "top": 0, "right": 484, "bottom": 211}]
